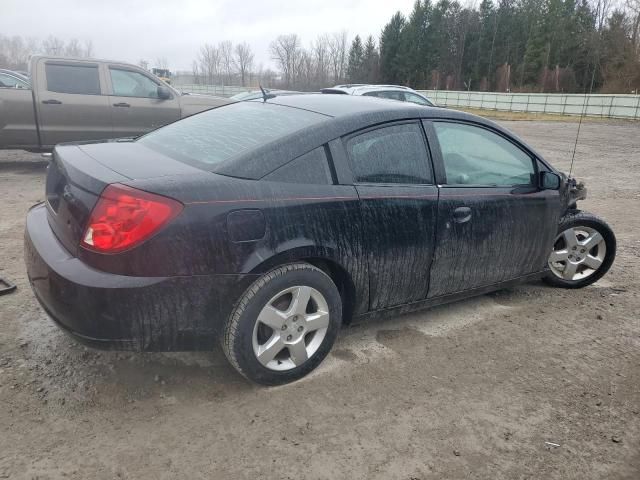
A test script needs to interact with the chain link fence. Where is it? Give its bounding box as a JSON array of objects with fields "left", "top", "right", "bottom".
[
  {"left": 418, "top": 90, "right": 640, "bottom": 119},
  {"left": 175, "top": 83, "right": 253, "bottom": 97}
]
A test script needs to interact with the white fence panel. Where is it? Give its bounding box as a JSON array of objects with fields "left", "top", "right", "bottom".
[{"left": 419, "top": 90, "right": 640, "bottom": 119}]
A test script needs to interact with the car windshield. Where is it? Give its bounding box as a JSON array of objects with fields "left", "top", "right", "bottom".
[{"left": 138, "top": 101, "right": 327, "bottom": 169}]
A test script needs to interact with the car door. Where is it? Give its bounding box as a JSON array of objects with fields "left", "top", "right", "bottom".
[
  {"left": 424, "top": 120, "right": 562, "bottom": 298},
  {"left": 34, "top": 60, "right": 113, "bottom": 147},
  {"left": 0, "top": 72, "right": 38, "bottom": 148},
  {"left": 342, "top": 121, "right": 439, "bottom": 310},
  {"left": 107, "top": 66, "right": 181, "bottom": 138}
]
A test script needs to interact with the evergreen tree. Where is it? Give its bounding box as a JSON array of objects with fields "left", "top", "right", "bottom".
[
  {"left": 380, "top": 12, "right": 406, "bottom": 83},
  {"left": 362, "top": 35, "right": 380, "bottom": 83},
  {"left": 347, "top": 35, "right": 365, "bottom": 82}
]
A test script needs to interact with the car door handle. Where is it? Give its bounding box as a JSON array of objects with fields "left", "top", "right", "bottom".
[
  {"left": 113, "top": 102, "right": 130, "bottom": 107},
  {"left": 453, "top": 206, "right": 472, "bottom": 223},
  {"left": 42, "top": 99, "right": 62, "bottom": 105}
]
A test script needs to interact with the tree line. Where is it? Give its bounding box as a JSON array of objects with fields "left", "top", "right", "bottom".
[
  {"left": 0, "top": 35, "right": 94, "bottom": 69},
  {"left": 371, "top": 0, "right": 640, "bottom": 93},
  {"left": 4, "top": 0, "right": 639, "bottom": 94}
]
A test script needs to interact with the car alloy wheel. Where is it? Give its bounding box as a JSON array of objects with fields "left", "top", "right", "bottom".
[
  {"left": 252, "top": 286, "right": 330, "bottom": 371},
  {"left": 548, "top": 226, "right": 606, "bottom": 281}
]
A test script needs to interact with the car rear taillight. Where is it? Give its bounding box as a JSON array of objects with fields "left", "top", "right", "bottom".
[{"left": 80, "top": 184, "right": 183, "bottom": 253}]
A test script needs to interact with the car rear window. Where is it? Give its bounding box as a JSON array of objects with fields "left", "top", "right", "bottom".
[{"left": 138, "top": 102, "right": 327, "bottom": 169}]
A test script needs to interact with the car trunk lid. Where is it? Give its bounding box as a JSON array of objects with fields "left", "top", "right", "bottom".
[{"left": 45, "top": 145, "right": 127, "bottom": 255}]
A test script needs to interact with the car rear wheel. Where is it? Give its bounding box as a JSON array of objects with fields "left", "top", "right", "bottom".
[
  {"left": 222, "top": 263, "right": 342, "bottom": 385},
  {"left": 544, "top": 211, "right": 616, "bottom": 289}
]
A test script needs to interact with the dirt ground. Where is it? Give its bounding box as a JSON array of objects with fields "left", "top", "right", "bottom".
[{"left": 0, "top": 120, "right": 639, "bottom": 480}]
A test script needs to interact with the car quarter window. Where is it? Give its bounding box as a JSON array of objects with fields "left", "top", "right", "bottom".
[
  {"left": 404, "top": 92, "right": 431, "bottom": 106},
  {"left": 345, "top": 122, "right": 433, "bottom": 184},
  {"left": 110, "top": 68, "right": 161, "bottom": 98},
  {"left": 433, "top": 122, "right": 535, "bottom": 186},
  {"left": 263, "top": 146, "right": 333, "bottom": 185},
  {"left": 45, "top": 64, "right": 101, "bottom": 95},
  {"left": 377, "top": 91, "right": 405, "bottom": 101}
]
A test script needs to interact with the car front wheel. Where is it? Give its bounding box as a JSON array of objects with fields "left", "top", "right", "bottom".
[
  {"left": 544, "top": 211, "right": 616, "bottom": 289},
  {"left": 222, "top": 263, "right": 342, "bottom": 385}
]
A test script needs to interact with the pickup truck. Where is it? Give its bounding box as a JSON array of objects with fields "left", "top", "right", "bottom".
[{"left": 0, "top": 55, "right": 231, "bottom": 151}]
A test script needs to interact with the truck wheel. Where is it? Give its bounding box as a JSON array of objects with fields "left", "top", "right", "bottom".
[
  {"left": 222, "top": 263, "right": 342, "bottom": 385},
  {"left": 544, "top": 211, "right": 616, "bottom": 289}
]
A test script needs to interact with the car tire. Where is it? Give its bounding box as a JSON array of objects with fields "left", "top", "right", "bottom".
[
  {"left": 543, "top": 211, "right": 616, "bottom": 289},
  {"left": 222, "top": 263, "right": 342, "bottom": 385}
]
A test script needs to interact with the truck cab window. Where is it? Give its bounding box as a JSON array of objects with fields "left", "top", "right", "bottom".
[
  {"left": 110, "top": 68, "right": 161, "bottom": 98},
  {"left": 45, "top": 64, "right": 101, "bottom": 95}
]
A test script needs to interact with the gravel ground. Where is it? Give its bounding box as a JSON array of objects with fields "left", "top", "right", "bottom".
[{"left": 0, "top": 120, "right": 639, "bottom": 479}]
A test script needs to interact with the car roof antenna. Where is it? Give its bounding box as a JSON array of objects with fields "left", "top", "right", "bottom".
[
  {"left": 569, "top": 94, "right": 588, "bottom": 178},
  {"left": 259, "top": 85, "right": 276, "bottom": 102}
]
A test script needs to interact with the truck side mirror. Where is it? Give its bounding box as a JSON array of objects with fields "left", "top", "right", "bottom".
[
  {"left": 540, "top": 171, "right": 561, "bottom": 190},
  {"left": 157, "top": 85, "right": 172, "bottom": 100}
]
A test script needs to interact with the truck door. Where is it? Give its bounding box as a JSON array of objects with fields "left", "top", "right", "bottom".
[
  {"left": 33, "top": 60, "right": 112, "bottom": 147},
  {"left": 106, "top": 66, "right": 181, "bottom": 138},
  {"left": 0, "top": 72, "right": 38, "bottom": 148}
]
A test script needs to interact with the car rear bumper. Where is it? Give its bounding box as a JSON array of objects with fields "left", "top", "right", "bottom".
[{"left": 24, "top": 203, "right": 259, "bottom": 351}]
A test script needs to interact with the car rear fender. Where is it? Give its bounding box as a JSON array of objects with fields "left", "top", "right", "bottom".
[{"left": 247, "top": 246, "right": 361, "bottom": 323}]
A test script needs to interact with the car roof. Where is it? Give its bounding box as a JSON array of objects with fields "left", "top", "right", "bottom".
[
  {"left": 260, "top": 93, "right": 425, "bottom": 117},
  {"left": 217, "top": 93, "right": 515, "bottom": 179}
]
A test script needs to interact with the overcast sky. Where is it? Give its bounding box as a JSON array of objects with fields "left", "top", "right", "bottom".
[{"left": 1, "top": 0, "right": 417, "bottom": 71}]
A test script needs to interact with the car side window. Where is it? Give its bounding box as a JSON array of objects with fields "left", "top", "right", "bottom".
[
  {"left": 404, "top": 92, "right": 431, "bottom": 106},
  {"left": 263, "top": 146, "right": 333, "bottom": 185},
  {"left": 362, "top": 91, "right": 379, "bottom": 97},
  {"left": 0, "top": 73, "right": 29, "bottom": 89},
  {"left": 345, "top": 123, "right": 432, "bottom": 184},
  {"left": 45, "top": 64, "right": 101, "bottom": 95},
  {"left": 377, "top": 91, "right": 405, "bottom": 101},
  {"left": 433, "top": 122, "right": 535, "bottom": 186},
  {"left": 110, "top": 68, "right": 161, "bottom": 98}
]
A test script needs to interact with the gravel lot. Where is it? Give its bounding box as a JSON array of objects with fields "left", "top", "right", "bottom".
[{"left": 1, "top": 120, "right": 639, "bottom": 479}]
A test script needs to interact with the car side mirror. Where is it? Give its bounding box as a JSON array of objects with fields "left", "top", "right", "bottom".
[
  {"left": 157, "top": 85, "right": 172, "bottom": 100},
  {"left": 540, "top": 171, "right": 561, "bottom": 190}
]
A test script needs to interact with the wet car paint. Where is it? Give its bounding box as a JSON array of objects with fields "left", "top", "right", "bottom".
[{"left": 25, "top": 95, "right": 568, "bottom": 350}]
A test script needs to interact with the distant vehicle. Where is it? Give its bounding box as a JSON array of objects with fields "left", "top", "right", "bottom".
[
  {"left": 25, "top": 94, "right": 615, "bottom": 385},
  {"left": 0, "top": 55, "right": 231, "bottom": 151},
  {"left": 230, "top": 89, "right": 301, "bottom": 101},
  {"left": 151, "top": 67, "right": 171, "bottom": 84},
  {"left": 321, "top": 84, "right": 436, "bottom": 106},
  {"left": 0, "top": 69, "right": 30, "bottom": 87}
]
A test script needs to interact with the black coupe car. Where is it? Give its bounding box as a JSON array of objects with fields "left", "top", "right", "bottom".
[{"left": 25, "top": 94, "right": 616, "bottom": 385}]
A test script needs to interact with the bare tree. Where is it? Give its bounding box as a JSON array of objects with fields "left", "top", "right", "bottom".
[
  {"left": 42, "top": 35, "right": 65, "bottom": 56},
  {"left": 83, "top": 39, "right": 94, "bottom": 58},
  {"left": 328, "top": 31, "right": 348, "bottom": 83},
  {"left": 64, "top": 38, "right": 82, "bottom": 57},
  {"left": 155, "top": 57, "right": 169, "bottom": 70},
  {"left": 219, "top": 40, "right": 234, "bottom": 85},
  {"left": 233, "top": 42, "right": 254, "bottom": 86},
  {"left": 198, "top": 43, "right": 220, "bottom": 84},
  {"left": 312, "top": 34, "right": 331, "bottom": 86},
  {"left": 138, "top": 59, "right": 149, "bottom": 71},
  {"left": 270, "top": 34, "right": 302, "bottom": 87}
]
